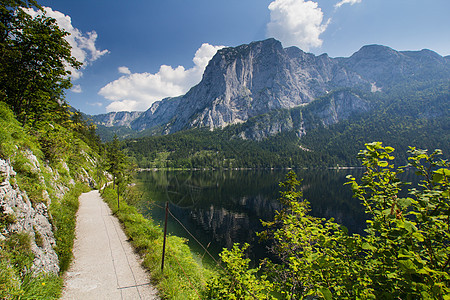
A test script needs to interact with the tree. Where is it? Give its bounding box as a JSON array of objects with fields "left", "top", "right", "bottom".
[
  {"left": 0, "top": 0, "right": 81, "bottom": 125},
  {"left": 106, "top": 135, "right": 135, "bottom": 210},
  {"left": 207, "top": 143, "right": 450, "bottom": 299},
  {"left": 106, "top": 135, "right": 127, "bottom": 189}
]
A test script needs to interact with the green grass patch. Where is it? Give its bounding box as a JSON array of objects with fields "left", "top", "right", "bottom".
[
  {"left": 0, "top": 232, "right": 63, "bottom": 299},
  {"left": 50, "top": 183, "right": 90, "bottom": 273},
  {"left": 0, "top": 102, "right": 41, "bottom": 160},
  {"left": 101, "top": 186, "right": 213, "bottom": 299}
]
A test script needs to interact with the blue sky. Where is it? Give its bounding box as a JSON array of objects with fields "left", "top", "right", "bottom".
[{"left": 34, "top": 0, "right": 450, "bottom": 115}]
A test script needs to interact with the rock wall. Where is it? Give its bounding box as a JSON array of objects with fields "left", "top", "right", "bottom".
[
  {"left": 0, "top": 158, "right": 60, "bottom": 274},
  {"left": 0, "top": 147, "right": 99, "bottom": 276}
]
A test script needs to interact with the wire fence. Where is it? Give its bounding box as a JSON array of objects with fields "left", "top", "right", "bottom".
[{"left": 152, "top": 202, "right": 259, "bottom": 299}]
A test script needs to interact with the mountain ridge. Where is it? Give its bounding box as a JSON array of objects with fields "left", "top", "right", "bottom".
[{"left": 89, "top": 38, "right": 449, "bottom": 140}]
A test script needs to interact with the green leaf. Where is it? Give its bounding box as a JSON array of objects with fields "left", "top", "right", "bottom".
[
  {"left": 433, "top": 173, "right": 444, "bottom": 183},
  {"left": 399, "top": 259, "right": 417, "bottom": 272},
  {"left": 319, "top": 287, "right": 333, "bottom": 300},
  {"left": 378, "top": 161, "right": 389, "bottom": 167},
  {"left": 434, "top": 168, "right": 450, "bottom": 176},
  {"left": 362, "top": 242, "right": 376, "bottom": 251},
  {"left": 340, "top": 225, "right": 348, "bottom": 234},
  {"left": 397, "top": 197, "right": 412, "bottom": 208},
  {"left": 412, "top": 232, "right": 425, "bottom": 242},
  {"left": 385, "top": 146, "right": 395, "bottom": 153},
  {"left": 382, "top": 208, "right": 392, "bottom": 216},
  {"left": 386, "top": 272, "right": 398, "bottom": 279},
  {"left": 403, "top": 221, "right": 417, "bottom": 233}
]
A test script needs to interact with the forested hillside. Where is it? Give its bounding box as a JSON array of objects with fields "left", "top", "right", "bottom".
[{"left": 124, "top": 79, "right": 449, "bottom": 168}]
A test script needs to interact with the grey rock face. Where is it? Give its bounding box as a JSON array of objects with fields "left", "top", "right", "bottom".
[
  {"left": 147, "top": 39, "right": 369, "bottom": 134},
  {"left": 0, "top": 150, "right": 97, "bottom": 275},
  {"left": 0, "top": 158, "right": 59, "bottom": 274},
  {"left": 91, "top": 39, "right": 449, "bottom": 139},
  {"left": 237, "top": 90, "right": 370, "bottom": 141},
  {"left": 339, "top": 45, "right": 450, "bottom": 87},
  {"left": 91, "top": 111, "right": 143, "bottom": 127},
  {"left": 132, "top": 96, "right": 182, "bottom": 133}
]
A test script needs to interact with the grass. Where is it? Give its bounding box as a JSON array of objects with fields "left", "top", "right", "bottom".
[
  {"left": 0, "top": 102, "right": 41, "bottom": 161},
  {"left": 0, "top": 232, "right": 63, "bottom": 299},
  {"left": 101, "top": 185, "right": 214, "bottom": 299},
  {"left": 50, "top": 183, "right": 90, "bottom": 273}
]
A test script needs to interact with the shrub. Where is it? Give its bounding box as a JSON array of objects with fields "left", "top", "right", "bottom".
[
  {"left": 206, "top": 143, "right": 450, "bottom": 299},
  {"left": 202, "top": 244, "right": 275, "bottom": 299}
]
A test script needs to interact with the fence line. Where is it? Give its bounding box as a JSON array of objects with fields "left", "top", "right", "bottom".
[
  {"left": 170, "top": 248, "right": 202, "bottom": 298},
  {"left": 153, "top": 202, "right": 259, "bottom": 299},
  {"left": 168, "top": 210, "right": 221, "bottom": 267}
]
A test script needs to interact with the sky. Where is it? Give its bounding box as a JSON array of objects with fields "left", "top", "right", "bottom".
[{"left": 31, "top": 0, "right": 450, "bottom": 115}]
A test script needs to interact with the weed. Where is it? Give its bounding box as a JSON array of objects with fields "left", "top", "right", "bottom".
[{"left": 0, "top": 211, "right": 17, "bottom": 225}]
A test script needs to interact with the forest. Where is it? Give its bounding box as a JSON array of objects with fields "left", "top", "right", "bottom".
[{"left": 124, "top": 80, "right": 449, "bottom": 169}]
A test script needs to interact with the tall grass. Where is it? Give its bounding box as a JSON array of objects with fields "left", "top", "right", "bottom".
[
  {"left": 50, "top": 183, "right": 90, "bottom": 273},
  {"left": 0, "top": 233, "right": 63, "bottom": 299},
  {"left": 101, "top": 186, "right": 213, "bottom": 299}
]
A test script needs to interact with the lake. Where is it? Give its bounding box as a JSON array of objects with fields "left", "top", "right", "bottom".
[{"left": 134, "top": 169, "right": 367, "bottom": 265}]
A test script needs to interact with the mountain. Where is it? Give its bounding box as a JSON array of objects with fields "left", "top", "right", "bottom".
[
  {"left": 91, "top": 110, "right": 143, "bottom": 127},
  {"left": 90, "top": 38, "right": 449, "bottom": 141}
]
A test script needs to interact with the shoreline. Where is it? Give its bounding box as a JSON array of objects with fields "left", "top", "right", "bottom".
[{"left": 137, "top": 166, "right": 363, "bottom": 172}]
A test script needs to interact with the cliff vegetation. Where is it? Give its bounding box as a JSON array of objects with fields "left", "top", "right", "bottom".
[{"left": 0, "top": 1, "right": 105, "bottom": 297}]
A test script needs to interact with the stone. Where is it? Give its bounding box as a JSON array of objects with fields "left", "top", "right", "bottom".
[{"left": 0, "top": 158, "right": 60, "bottom": 274}]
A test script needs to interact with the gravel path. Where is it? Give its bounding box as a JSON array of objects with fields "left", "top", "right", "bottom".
[{"left": 62, "top": 190, "right": 159, "bottom": 299}]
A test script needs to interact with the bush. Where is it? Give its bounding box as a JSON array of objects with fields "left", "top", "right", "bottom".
[
  {"left": 206, "top": 143, "right": 450, "bottom": 299},
  {"left": 202, "top": 244, "right": 275, "bottom": 299}
]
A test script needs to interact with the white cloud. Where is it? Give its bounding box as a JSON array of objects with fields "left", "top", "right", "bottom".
[
  {"left": 88, "top": 102, "right": 103, "bottom": 107},
  {"left": 24, "top": 7, "right": 109, "bottom": 80},
  {"left": 267, "top": 0, "right": 329, "bottom": 51},
  {"left": 105, "top": 100, "right": 138, "bottom": 112},
  {"left": 71, "top": 84, "right": 82, "bottom": 93},
  {"left": 99, "top": 43, "right": 225, "bottom": 112},
  {"left": 335, "top": 0, "right": 362, "bottom": 8},
  {"left": 118, "top": 66, "right": 131, "bottom": 75}
]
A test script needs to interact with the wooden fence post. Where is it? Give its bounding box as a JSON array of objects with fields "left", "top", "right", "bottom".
[{"left": 161, "top": 202, "right": 169, "bottom": 272}]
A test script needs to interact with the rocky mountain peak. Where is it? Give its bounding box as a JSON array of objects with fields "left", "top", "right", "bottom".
[
  {"left": 350, "top": 44, "right": 399, "bottom": 60},
  {"left": 215, "top": 38, "right": 283, "bottom": 60},
  {"left": 90, "top": 39, "right": 449, "bottom": 140}
]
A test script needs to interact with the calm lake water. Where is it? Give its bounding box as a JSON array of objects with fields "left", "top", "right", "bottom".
[{"left": 134, "top": 169, "right": 368, "bottom": 264}]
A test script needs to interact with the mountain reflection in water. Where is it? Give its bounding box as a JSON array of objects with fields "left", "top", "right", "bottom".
[{"left": 135, "top": 169, "right": 367, "bottom": 264}]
